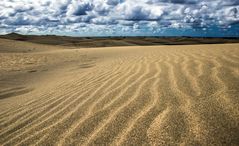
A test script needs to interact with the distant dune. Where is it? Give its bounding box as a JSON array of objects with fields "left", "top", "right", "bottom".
[
  {"left": 1, "top": 33, "right": 239, "bottom": 47},
  {"left": 0, "top": 38, "right": 239, "bottom": 145}
]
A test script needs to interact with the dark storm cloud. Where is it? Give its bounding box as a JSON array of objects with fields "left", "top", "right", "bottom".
[
  {"left": 69, "top": 2, "right": 93, "bottom": 16},
  {"left": 107, "top": 0, "right": 123, "bottom": 6}
]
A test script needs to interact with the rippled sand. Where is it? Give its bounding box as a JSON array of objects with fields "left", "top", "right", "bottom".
[{"left": 0, "top": 39, "right": 239, "bottom": 145}]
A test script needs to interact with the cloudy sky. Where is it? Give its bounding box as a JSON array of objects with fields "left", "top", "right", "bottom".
[{"left": 0, "top": 0, "right": 239, "bottom": 37}]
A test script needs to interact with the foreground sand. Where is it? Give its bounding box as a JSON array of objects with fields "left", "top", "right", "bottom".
[{"left": 0, "top": 39, "right": 239, "bottom": 145}]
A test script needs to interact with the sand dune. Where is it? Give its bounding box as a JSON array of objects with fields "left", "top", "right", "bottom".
[
  {"left": 0, "top": 39, "right": 239, "bottom": 145},
  {"left": 1, "top": 33, "right": 239, "bottom": 47}
]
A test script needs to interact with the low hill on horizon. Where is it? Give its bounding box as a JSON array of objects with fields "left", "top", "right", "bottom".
[{"left": 1, "top": 33, "right": 239, "bottom": 48}]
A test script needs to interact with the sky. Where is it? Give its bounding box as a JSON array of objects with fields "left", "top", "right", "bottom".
[{"left": 0, "top": 0, "right": 239, "bottom": 37}]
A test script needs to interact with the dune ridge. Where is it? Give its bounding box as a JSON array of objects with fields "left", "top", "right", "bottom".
[{"left": 0, "top": 40, "right": 239, "bottom": 145}]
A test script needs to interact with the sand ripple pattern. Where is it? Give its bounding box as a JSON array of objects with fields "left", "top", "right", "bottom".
[{"left": 0, "top": 44, "right": 239, "bottom": 145}]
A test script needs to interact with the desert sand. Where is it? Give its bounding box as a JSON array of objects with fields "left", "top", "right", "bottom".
[{"left": 0, "top": 38, "right": 239, "bottom": 145}]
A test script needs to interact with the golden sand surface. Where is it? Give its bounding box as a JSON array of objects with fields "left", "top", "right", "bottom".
[{"left": 0, "top": 38, "right": 239, "bottom": 145}]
